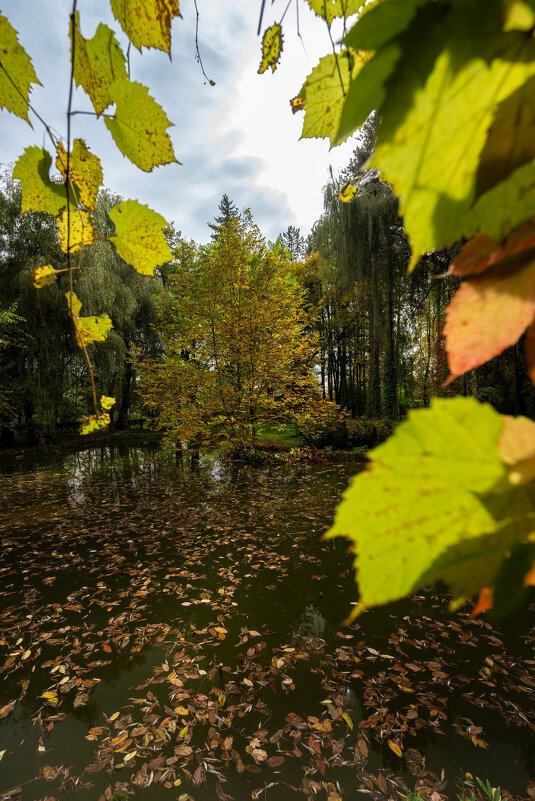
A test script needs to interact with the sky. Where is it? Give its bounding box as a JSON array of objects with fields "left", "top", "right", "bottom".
[{"left": 0, "top": 1, "right": 358, "bottom": 245}]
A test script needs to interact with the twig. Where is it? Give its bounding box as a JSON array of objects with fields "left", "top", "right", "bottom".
[{"left": 193, "top": 0, "right": 215, "bottom": 85}]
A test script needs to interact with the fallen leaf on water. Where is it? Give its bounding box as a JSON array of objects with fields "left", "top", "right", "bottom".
[
  {"left": 0, "top": 701, "right": 15, "bottom": 719},
  {"left": 388, "top": 739, "right": 403, "bottom": 757}
]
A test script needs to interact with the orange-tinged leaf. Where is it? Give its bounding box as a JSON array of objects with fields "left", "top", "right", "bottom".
[
  {"left": 444, "top": 259, "right": 535, "bottom": 380},
  {"left": 175, "top": 705, "right": 189, "bottom": 716},
  {"left": 0, "top": 701, "right": 15, "bottom": 719},
  {"left": 450, "top": 222, "right": 535, "bottom": 277},
  {"left": 449, "top": 234, "right": 502, "bottom": 277},
  {"left": 387, "top": 739, "right": 403, "bottom": 757},
  {"left": 470, "top": 586, "right": 494, "bottom": 617},
  {"left": 111, "top": 732, "right": 128, "bottom": 747},
  {"left": 499, "top": 414, "right": 535, "bottom": 466}
]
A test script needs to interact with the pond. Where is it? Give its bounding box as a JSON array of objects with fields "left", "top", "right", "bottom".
[{"left": 0, "top": 445, "right": 533, "bottom": 801}]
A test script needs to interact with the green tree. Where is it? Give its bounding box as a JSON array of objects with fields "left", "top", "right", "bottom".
[{"left": 207, "top": 194, "right": 240, "bottom": 242}]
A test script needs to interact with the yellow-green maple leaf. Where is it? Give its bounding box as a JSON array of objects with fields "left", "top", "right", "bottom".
[
  {"left": 57, "top": 208, "right": 95, "bottom": 253},
  {"left": 33, "top": 264, "right": 58, "bottom": 288},
  {"left": 325, "top": 398, "right": 513, "bottom": 612},
  {"left": 0, "top": 14, "right": 40, "bottom": 122},
  {"left": 56, "top": 139, "right": 103, "bottom": 211},
  {"left": 12, "top": 147, "right": 66, "bottom": 216},
  {"left": 110, "top": 0, "right": 181, "bottom": 54},
  {"left": 109, "top": 200, "right": 172, "bottom": 276},
  {"left": 297, "top": 50, "right": 368, "bottom": 146},
  {"left": 306, "top": 0, "right": 364, "bottom": 27},
  {"left": 65, "top": 292, "right": 113, "bottom": 348},
  {"left": 369, "top": 3, "right": 535, "bottom": 268},
  {"left": 71, "top": 13, "right": 127, "bottom": 116},
  {"left": 104, "top": 79, "right": 178, "bottom": 171},
  {"left": 79, "top": 412, "right": 110, "bottom": 435}
]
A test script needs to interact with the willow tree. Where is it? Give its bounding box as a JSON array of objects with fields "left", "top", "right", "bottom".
[
  {"left": 139, "top": 211, "right": 318, "bottom": 450},
  {"left": 312, "top": 160, "right": 408, "bottom": 419}
]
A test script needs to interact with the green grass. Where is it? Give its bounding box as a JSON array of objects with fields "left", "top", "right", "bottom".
[{"left": 255, "top": 423, "right": 304, "bottom": 450}]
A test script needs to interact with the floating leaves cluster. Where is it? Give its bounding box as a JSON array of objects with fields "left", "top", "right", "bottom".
[{"left": 0, "top": 453, "right": 533, "bottom": 800}]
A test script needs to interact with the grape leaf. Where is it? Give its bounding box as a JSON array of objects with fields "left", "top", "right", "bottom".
[
  {"left": 56, "top": 139, "right": 103, "bottom": 210},
  {"left": 0, "top": 14, "right": 40, "bottom": 122},
  {"left": 344, "top": 0, "right": 428, "bottom": 52},
  {"left": 325, "top": 398, "right": 510, "bottom": 612},
  {"left": 100, "top": 395, "right": 116, "bottom": 411},
  {"left": 33, "top": 265, "right": 58, "bottom": 288},
  {"left": 110, "top": 0, "right": 181, "bottom": 54},
  {"left": 306, "top": 0, "right": 364, "bottom": 27},
  {"left": 450, "top": 222, "right": 535, "bottom": 277},
  {"left": 71, "top": 13, "right": 128, "bottom": 116},
  {"left": 104, "top": 79, "right": 178, "bottom": 171},
  {"left": 444, "top": 258, "right": 535, "bottom": 380},
  {"left": 12, "top": 147, "right": 66, "bottom": 216},
  {"left": 368, "top": 2, "right": 535, "bottom": 268},
  {"left": 334, "top": 43, "right": 401, "bottom": 146},
  {"left": 79, "top": 412, "right": 110, "bottom": 435},
  {"left": 258, "top": 24, "right": 283, "bottom": 75},
  {"left": 468, "top": 161, "right": 535, "bottom": 250},
  {"left": 475, "top": 76, "right": 535, "bottom": 200},
  {"left": 65, "top": 292, "right": 113, "bottom": 348},
  {"left": 109, "top": 200, "right": 172, "bottom": 276},
  {"left": 57, "top": 208, "right": 95, "bottom": 253},
  {"left": 297, "top": 51, "right": 367, "bottom": 145}
]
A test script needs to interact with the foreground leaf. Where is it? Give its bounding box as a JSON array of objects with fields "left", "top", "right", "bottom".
[
  {"left": 71, "top": 13, "right": 128, "bottom": 116},
  {"left": 56, "top": 139, "right": 103, "bottom": 210},
  {"left": 325, "top": 398, "right": 510, "bottom": 611},
  {"left": 444, "top": 257, "right": 535, "bottom": 380},
  {"left": 306, "top": 0, "right": 364, "bottom": 27},
  {"left": 104, "top": 79, "right": 178, "bottom": 171},
  {"left": 449, "top": 222, "right": 535, "bottom": 277},
  {"left": 0, "top": 14, "right": 40, "bottom": 122},
  {"left": 110, "top": 0, "right": 181, "bottom": 53},
  {"left": 369, "top": 2, "right": 535, "bottom": 268},
  {"left": 12, "top": 147, "right": 66, "bottom": 216},
  {"left": 109, "top": 200, "right": 172, "bottom": 275}
]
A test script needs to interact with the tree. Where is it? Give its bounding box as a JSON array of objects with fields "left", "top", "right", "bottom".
[
  {"left": 279, "top": 225, "right": 306, "bottom": 261},
  {"left": 139, "top": 210, "right": 318, "bottom": 450},
  {"left": 207, "top": 194, "right": 240, "bottom": 242}
]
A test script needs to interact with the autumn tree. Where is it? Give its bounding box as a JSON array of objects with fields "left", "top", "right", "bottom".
[{"left": 139, "top": 210, "right": 318, "bottom": 450}]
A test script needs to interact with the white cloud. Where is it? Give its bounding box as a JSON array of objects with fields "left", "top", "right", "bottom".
[{"left": 0, "top": 1, "right": 358, "bottom": 244}]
